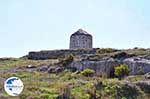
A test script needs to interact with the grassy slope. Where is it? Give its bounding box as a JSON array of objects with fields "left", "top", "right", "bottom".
[{"left": 0, "top": 48, "right": 150, "bottom": 99}]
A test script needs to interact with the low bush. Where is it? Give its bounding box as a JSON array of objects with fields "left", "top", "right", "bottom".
[
  {"left": 96, "top": 48, "right": 114, "bottom": 54},
  {"left": 114, "top": 64, "right": 129, "bottom": 79},
  {"left": 59, "top": 54, "right": 74, "bottom": 66},
  {"left": 81, "top": 68, "right": 95, "bottom": 77}
]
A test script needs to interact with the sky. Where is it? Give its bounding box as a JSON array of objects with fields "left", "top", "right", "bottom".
[{"left": 0, "top": 0, "right": 150, "bottom": 57}]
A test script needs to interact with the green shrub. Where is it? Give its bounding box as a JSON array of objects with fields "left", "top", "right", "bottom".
[
  {"left": 71, "top": 87, "right": 90, "bottom": 99},
  {"left": 114, "top": 64, "right": 129, "bottom": 79},
  {"left": 81, "top": 69, "right": 95, "bottom": 77},
  {"left": 59, "top": 54, "right": 74, "bottom": 66},
  {"left": 96, "top": 48, "right": 114, "bottom": 54}
]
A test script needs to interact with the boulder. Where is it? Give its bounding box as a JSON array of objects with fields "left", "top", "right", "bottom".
[
  {"left": 26, "top": 65, "right": 36, "bottom": 69},
  {"left": 68, "top": 58, "right": 119, "bottom": 77},
  {"left": 37, "top": 66, "right": 49, "bottom": 72},
  {"left": 48, "top": 66, "right": 56, "bottom": 73},
  {"left": 54, "top": 67, "right": 64, "bottom": 73},
  {"left": 48, "top": 66, "right": 64, "bottom": 73},
  {"left": 123, "top": 57, "right": 150, "bottom": 75},
  {"left": 144, "top": 72, "right": 150, "bottom": 79}
]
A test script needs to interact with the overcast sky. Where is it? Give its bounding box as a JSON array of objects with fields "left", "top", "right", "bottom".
[{"left": 0, "top": 0, "right": 150, "bottom": 57}]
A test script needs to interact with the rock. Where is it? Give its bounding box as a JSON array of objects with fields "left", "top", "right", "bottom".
[
  {"left": 111, "top": 52, "right": 135, "bottom": 60},
  {"left": 142, "top": 55, "right": 150, "bottom": 60},
  {"left": 48, "top": 66, "right": 56, "bottom": 73},
  {"left": 135, "top": 80, "right": 150, "bottom": 93},
  {"left": 28, "top": 49, "right": 97, "bottom": 60},
  {"left": 73, "top": 71, "right": 80, "bottom": 74},
  {"left": 26, "top": 65, "right": 36, "bottom": 69},
  {"left": 37, "top": 66, "right": 49, "bottom": 72},
  {"left": 66, "top": 56, "right": 150, "bottom": 77},
  {"left": 123, "top": 57, "right": 150, "bottom": 75},
  {"left": 27, "top": 48, "right": 150, "bottom": 77},
  {"left": 68, "top": 58, "right": 119, "bottom": 77},
  {"left": 144, "top": 72, "right": 150, "bottom": 79},
  {"left": 48, "top": 66, "right": 64, "bottom": 73},
  {"left": 54, "top": 67, "right": 64, "bottom": 73}
]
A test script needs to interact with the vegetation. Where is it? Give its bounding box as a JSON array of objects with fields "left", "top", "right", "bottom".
[
  {"left": 0, "top": 60, "right": 149, "bottom": 99},
  {"left": 59, "top": 54, "right": 74, "bottom": 66},
  {"left": 81, "top": 68, "right": 95, "bottom": 77},
  {"left": 96, "top": 48, "right": 114, "bottom": 54},
  {"left": 114, "top": 64, "right": 129, "bottom": 79},
  {"left": 0, "top": 48, "right": 150, "bottom": 99}
]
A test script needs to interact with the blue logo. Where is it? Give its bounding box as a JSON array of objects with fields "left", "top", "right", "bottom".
[{"left": 4, "top": 77, "right": 24, "bottom": 96}]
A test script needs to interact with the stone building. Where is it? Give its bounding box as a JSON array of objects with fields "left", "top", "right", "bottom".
[{"left": 70, "top": 29, "right": 93, "bottom": 49}]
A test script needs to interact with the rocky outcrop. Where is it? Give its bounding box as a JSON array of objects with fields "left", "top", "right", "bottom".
[
  {"left": 66, "top": 56, "right": 150, "bottom": 77},
  {"left": 27, "top": 48, "right": 150, "bottom": 77},
  {"left": 67, "top": 58, "right": 119, "bottom": 77},
  {"left": 33, "top": 56, "right": 150, "bottom": 77},
  {"left": 144, "top": 72, "right": 150, "bottom": 79},
  {"left": 28, "top": 49, "right": 97, "bottom": 60},
  {"left": 123, "top": 57, "right": 150, "bottom": 75}
]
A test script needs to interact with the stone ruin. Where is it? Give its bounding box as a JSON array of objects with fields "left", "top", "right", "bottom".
[
  {"left": 26, "top": 29, "right": 150, "bottom": 77},
  {"left": 70, "top": 29, "right": 93, "bottom": 49},
  {"left": 28, "top": 29, "right": 94, "bottom": 60}
]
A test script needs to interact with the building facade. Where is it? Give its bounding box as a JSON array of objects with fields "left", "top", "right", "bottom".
[{"left": 70, "top": 29, "right": 93, "bottom": 49}]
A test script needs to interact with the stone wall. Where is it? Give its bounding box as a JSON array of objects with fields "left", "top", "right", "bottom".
[{"left": 28, "top": 49, "right": 97, "bottom": 60}]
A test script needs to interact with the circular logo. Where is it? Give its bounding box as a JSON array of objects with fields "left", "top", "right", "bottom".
[{"left": 4, "top": 77, "right": 24, "bottom": 96}]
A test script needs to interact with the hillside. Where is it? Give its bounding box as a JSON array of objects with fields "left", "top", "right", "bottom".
[{"left": 0, "top": 48, "right": 150, "bottom": 99}]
